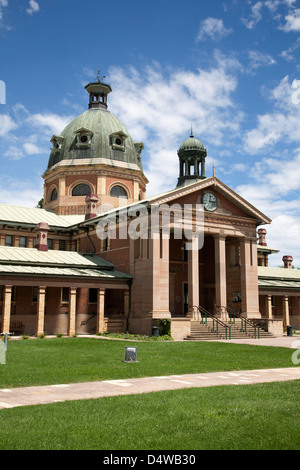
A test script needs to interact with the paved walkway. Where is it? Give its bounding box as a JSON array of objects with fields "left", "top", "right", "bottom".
[
  {"left": 1, "top": 367, "right": 300, "bottom": 410},
  {"left": 1, "top": 335, "right": 299, "bottom": 410}
]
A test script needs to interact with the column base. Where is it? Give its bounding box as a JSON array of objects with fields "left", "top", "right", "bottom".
[
  {"left": 214, "top": 306, "right": 228, "bottom": 321},
  {"left": 151, "top": 310, "right": 171, "bottom": 319},
  {"left": 241, "top": 311, "right": 262, "bottom": 319}
]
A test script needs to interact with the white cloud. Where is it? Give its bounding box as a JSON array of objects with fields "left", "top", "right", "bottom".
[
  {"left": 244, "top": 76, "right": 300, "bottom": 152},
  {"left": 23, "top": 142, "right": 43, "bottom": 155},
  {"left": 27, "top": 113, "right": 74, "bottom": 136},
  {"left": 26, "top": 0, "right": 39, "bottom": 15},
  {"left": 0, "top": 114, "right": 17, "bottom": 136},
  {"left": 248, "top": 50, "right": 276, "bottom": 68},
  {"left": 0, "top": 175, "right": 43, "bottom": 207},
  {"left": 108, "top": 58, "right": 242, "bottom": 195},
  {"left": 3, "top": 145, "right": 24, "bottom": 160},
  {"left": 242, "top": 1, "right": 263, "bottom": 29},
  {"left": 196, "top": 18, "right": 232, "bottom": 41},
  {"left": 282, "top": 7, "right": 300, "bottom": 31}
]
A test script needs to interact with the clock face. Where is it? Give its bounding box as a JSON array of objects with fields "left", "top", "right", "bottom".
[{"left": 202, "top": 192, "right": 218, "bottom": 212}]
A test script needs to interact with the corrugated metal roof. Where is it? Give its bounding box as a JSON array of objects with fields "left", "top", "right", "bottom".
[
  {"left": 0, "top": 264, "right": 130, "bottom": 279},
  {"left": 258, "top": 266, "right": 300, "bottom": 280},
  {"left": 257, "top": 244, "right": 279, "bottom": 253},
  {"left": 0, "top": 204, "right": 84, "bottom": 228},
  {"left": 0, "top": 246, "right": 113, "bottom": 269},
  {"left": 258, "top": 278, "right": 300, "bottom": 289},
  {"left": 0, "top": 247, "right": 131, "bottom": 280}
]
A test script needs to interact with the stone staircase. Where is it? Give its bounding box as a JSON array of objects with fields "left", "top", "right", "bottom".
[{"left": 184, "top": 317, "right": 275, "bottom": 341}]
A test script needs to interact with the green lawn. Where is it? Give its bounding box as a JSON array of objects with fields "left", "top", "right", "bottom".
[
  {"left": 0, "top": 381, "right": 299, "bottom": 450},
  {"left": 1, "top": 337, "right": 299, "bottom": 451},
  {"left": 0, "top": 336, "right": 298, "bottom": 388}
]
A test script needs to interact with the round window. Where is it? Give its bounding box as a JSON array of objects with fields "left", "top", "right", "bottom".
[
  {"left": 80, "top": 135, "right": 88, "bottom": 143},
  {"left": 115, "top": 138, "right": 122, "bottom": 146}
]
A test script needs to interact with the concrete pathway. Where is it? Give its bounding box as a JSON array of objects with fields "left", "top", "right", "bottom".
[{"left": 0, "top": 367, "right": 300, "bottom": 410}]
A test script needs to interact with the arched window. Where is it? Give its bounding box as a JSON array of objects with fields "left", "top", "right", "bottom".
[
  {"left": 50, "top": 188, "right": 58, "bottom": 201},
  {"left": 110, "top": 185, "right": 128, "bottom": 199},
  {"left": 72, "top": 183, "right": 91, "bottom": 197}
]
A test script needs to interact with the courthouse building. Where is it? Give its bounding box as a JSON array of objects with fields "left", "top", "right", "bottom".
[{"left": 0, "top": 76, "right": 299, "bottom": 340}]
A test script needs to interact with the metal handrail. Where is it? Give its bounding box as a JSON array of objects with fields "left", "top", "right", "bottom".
[
  {"left": 80, "top": 312, "right": 97, "bottom": 326},
  {"left": 223, "top": 305, "right": 261, "bottom": 339},
  {"left": 193, "top": 305, "right": 232, "bottom": 340}
]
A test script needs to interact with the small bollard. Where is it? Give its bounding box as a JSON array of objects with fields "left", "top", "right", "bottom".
[
  {"left": 287, "top": 325, "right": 293, "bottom": 337},
  {"left": 152, "top": 326, "right": 159, "bottom": 337},
  {"left": 123, "top": 346, "right": 138, "bottom": 363}
]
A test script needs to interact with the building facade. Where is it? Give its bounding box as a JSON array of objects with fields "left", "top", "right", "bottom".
[{"left": 0, "top": 77, "right": 299, "bottom": 340}]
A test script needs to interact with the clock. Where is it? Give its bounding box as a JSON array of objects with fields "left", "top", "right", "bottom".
[{"left": 202, "top": 192, "right": 218, "bottom": 212}]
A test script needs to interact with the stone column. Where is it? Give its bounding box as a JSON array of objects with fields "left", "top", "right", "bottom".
[
  {"left": 214, "top": 234, "right": 227, "bottom": 319},
  {"left": 266, "top": 295, "right": 273, "bottom": 319},
  {"left": 68, "top": 287, "right": 77, "bottom": 336},
  {"left": 240, "top": 237, "right": 260, "bottom": 318},
  {"left": 1, "top": 285, "right": 12, "bottom": 333},
  {"left": 96, "top": 288, "right": 106, "bottom": 333},
  {"left": 150, "top": 231, "right": 171, "bottom": 319},
  {"left": 282, "top": 296, "right": 290, "bottom": 328},
  {"left": 36, "top": 286, "right": 46, "bottom": 337},
  {"left": 187, "top": 237, "right": 199, "bottom": 319}
]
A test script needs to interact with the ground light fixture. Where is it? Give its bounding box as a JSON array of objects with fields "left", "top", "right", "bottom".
[{"left": 123, "top": 346, "right": 138, "bottom": 362}]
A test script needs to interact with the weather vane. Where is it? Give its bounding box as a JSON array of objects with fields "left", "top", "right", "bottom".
[{"left": 96, "top": 68, "right": 106, "bottom": 83}]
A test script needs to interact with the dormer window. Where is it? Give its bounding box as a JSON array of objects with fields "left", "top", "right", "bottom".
[
  {"left": 110, "top": 132, "right": 127, "bottom": 152},
  {"left": 75, "top": 127, "right": 93, "bottom": 148},
  {"left": 50, "top": 135, "right": 64, "bottom": 152}
]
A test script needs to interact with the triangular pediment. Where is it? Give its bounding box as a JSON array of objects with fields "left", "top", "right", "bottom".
[{"left": 148, "top": 177, "right": 271, "bottom": 225}]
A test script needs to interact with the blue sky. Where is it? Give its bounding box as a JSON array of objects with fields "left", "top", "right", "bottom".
[{"left": 0, "top": 0, "right": 300, "bottom": 266}]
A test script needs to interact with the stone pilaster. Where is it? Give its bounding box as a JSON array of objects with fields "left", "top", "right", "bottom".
[
  {"left": 36, "top": 286, "right": 46, "bottom": 337},
  {"left": 1, "top": 285, "right": 12, "bottom": 333},
  {"left": 187, "top": 237, "right": 199, "bottom": 318},
  {"left": 96, "top": 288, "right": 106, "bottom": 333},
  {"left": 214, "top": 234, "right": 227, "bottom": 319},
  {"left": 68, "top": 287, "right": 77, "bottom": 336}
]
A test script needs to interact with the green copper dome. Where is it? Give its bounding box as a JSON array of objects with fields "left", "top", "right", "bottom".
[
  {"left": 46, "top": 80, "right": 144, "bottom": 173},
  {"left": 176, "top": 129, "right": 207, "bottom": 188},
  {"left": 178, "top": 135, "right": 204, "bottom": 155}
]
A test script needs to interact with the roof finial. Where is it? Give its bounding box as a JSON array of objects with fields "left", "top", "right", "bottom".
[
  {"left": 213, "top": 161, "right": 215, "bottom": 178},
  {"left": 96, "top": 68, "right": 106, "bottom": 83},
  {"left": 96, "top": 68, "right": 101, "bottom": 83},
  {"left": 190, "top": 124, "right": 194, "bottom": 138}
]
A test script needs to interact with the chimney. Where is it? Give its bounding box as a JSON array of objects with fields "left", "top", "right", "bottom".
[
  {"left": 257, "top": 228, "right": 267, "bottom": 246},
  {"left": 85, "top": 194, "right": 99, "bottom": 220},
  {"left": 283, "top": 255, "right": 293, "bottom": 269},
  {"left": 35, "top": 222, "right": 49, "bottom": 252}
]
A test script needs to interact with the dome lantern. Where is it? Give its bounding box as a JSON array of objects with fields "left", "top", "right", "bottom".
[
  {"left": 85, "top": 69, "right": 112, "bottom": 110},
  {"left": 176, "top": 127, "right": 207, "bottom": 188}
]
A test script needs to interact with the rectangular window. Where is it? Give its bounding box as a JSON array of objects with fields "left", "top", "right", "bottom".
[
  {"left": 19, "top": 236, "right": 27, "bottom": 248},
  {"left": 59, "top": 240, "right": 66, "bottom": 251},
  {"left": 48, "top": 239, "right": 53, "bottom": 250},
  {"left": 32, "top": 286, "right": 38, "bottom": 302},
  {"left": 89, "top": 288, "right": 97, "bottom": 303},
  {"left": 5, "top": 235, "right": 12, "bottom": 246},
  {"left": 61, "top": 287, "right": 69, "bottom": 303}
]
